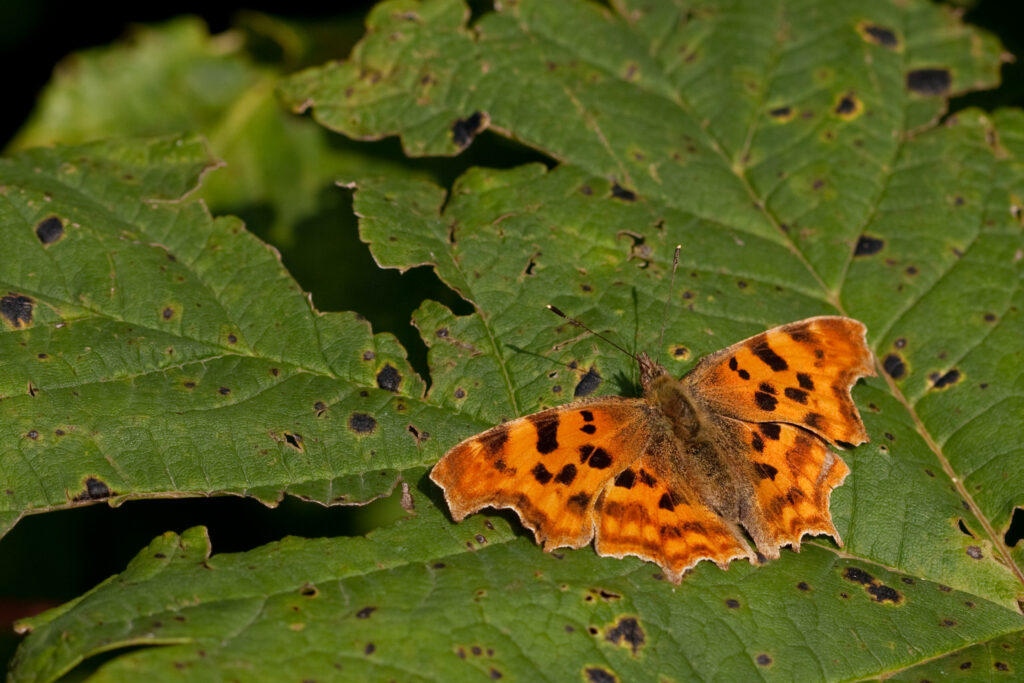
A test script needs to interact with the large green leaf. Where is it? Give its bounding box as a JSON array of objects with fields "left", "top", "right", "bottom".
[
  {"left": 10, "top": 487, "right": 1024, "bottom": 682},
  {"left": 7, "top": 0, "right": 1024, "bottom": 679},
  {"left": 0, "top": 134, "right": 467, "bottom": 538}
]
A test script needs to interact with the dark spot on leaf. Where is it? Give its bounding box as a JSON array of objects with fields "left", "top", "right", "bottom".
[
  {"left": 854, "top": 236, "right": 884, "bottom": 256},
  {"left": 932, "top": 369, "right": 960, "bottom": 388},
  {"left": 1, "top": 294, "right": 34, "bottom": 329},
  {"left": 489, "top": 669, "right": 502, "bottom": 680},
  {"left": 995, "top": 661, "right": 1009, "bottom": 671},
  {"left": 35, "top": 216, "right": 64, "bottom": 244},
  {"left": 797, "top": 581, "right": 810, "bottom": 591},
  {"left": 769, "top": 106, "right": 792, "bottom": 119},
  {"left": 834, "top": 94, "right": 858, "bottom": 116},
  {"left": 610, "top": 183, "right": 636, "bottom": 201},
  {"left": 362, "top": 350, "right": 375, "bottom": 361},
  {"left": 844, "top": 567, "right": 874, "bottom": 585},
  {"left": 725, "top": 598, "right": 740, "bottom": 608},
  {"left": 867, "top": 584, "right": 902, "bottom": 604},
  {"left": 756, "top": 654, "right": 772, "bottom": 667},
  {"left": 376, "top": 364, "right": 401, "bottom": 392},
  {"left": 300, "top": 584, "right": 318, "bottom": 597},
  {"left": 219, "top": 387, "right": 230, "bottom": 395},
  {"left": 455, "top": 387, "right": 466, "bottom": 399},
  {"left": 162, "top": 307, "right": 174, "bottom": 320},
  {"left": 227, "top": 334, "right": 237, "bottom": 344},
  {"left": 960, "top": 662, "right": 972, "bottom": 670},
  {"left": 283, "top": 432, "right": 303, "bottom": 450},
  {"left": 584, "top": 667, "right": 618, "bottom": 683},
  {"left": 348, "top": 412, "right": 377, "bottom": 434},
  {"left": 364, "top": 643, "right": 375, "bottom": 655},
  {"left": 75, "top": 477, "right": 112, "bottom": 501},
  {"left": 907, "top": 68, "right": 952, "bottom": 95},
  {"left": 476, "top": 534, "right": 487, "bottom": 544},
  {"left": 575, "top": 367, "right": 602, "bottom": 397},
  {"left": 314, "top": 401, "right": 326, "bottom": 416},
  {"left": 862, "top": 24, "right": 898, "bottom": 47},
  {"left": 966, "top": 545, "right": 983, "bottom": 559},
  {"left": 883, "top": 353, "right": 906, "bottom": 379},
  {"left": 941, "top": 618, "right": 957, "bottom": 627},
  {"left": 452, "top": 111, "right": 485, "bottom": 147},
  {"left": 605, "top": 617, "right": 645, "bottom": 655}
]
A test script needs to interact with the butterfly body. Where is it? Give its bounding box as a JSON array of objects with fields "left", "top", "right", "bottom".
[{"left": 431, "top": 316, "right": 875, "bottom": 582}]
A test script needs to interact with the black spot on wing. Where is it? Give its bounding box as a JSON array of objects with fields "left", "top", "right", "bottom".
[
  {"left": 754, "top": 391, "right": 778, "bottom": 411},
  {"left": 588, "top": 448, "right": 613, "bottom": 469},
  {"left": 532, "top": 463, "right": 553, "bottom": 485},
  {"left": 749, "top": 338, "right": 788, "bottom": 371},
  {"left": 555, "top": 464, "right": 577, "bottom": 485},
  {"left": 581, "top": 424, "right": 597, "bottom": 434},
  {"left": 580, "top": 410, "right": 594, "bottom": 422},
  {"left": 658, "top": 493, "right": 674, "bottom": 511},
  {"left": 758, "top": 382, "right": 776, "bottom": 395},
  {"left": 754, "top": 463, "right": 778, "bottom": 481},
  {"left": 796, "top": 372, "right": 814, "bottom": 390},
  {"left": 751, "top": 432, "right": 764, "bottom": 452},
  {"left": 568, "top": 491, "right": 590, "bottom": 508},
  {"left": 529, "top": 413, "right": 560, "bottom": 454},
  {"left": 638, "top": 469, "right": 656, "bottom": 487},
  {"left": 614, "top": 469, "right": 635, "bottom": 489},
  {"left": 728, "top": 357, "right": 738, "bottom": 371},
  {"left": 803, "top": 412, "right": 824, "bottom": 429},
  {"left": 784, "top": 387, "right": 809, "bottom": 404},
  {"left": 738, "top": 369, "right": 750, "bottom": 380},
  {"left": 479, "top": 424, "right": 509, "bottom": 455},
  {"left": 760, "top": 423, "right": 781, "bottom": 440},
  {"left": 579, "top": 444, "right": 595, "bottom": 463}
]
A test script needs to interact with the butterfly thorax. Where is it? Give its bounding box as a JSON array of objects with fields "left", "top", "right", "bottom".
[{"left": 639, "top": 352, "right": 701, "bottom": 442}]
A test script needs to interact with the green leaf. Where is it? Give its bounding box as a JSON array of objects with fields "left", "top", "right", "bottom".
[
  {"left": 8, "top": 0, "right": 1024, "bottom": 680},
  {"left": 7, "top": 16, "right": 428, "bottom": 246},
  {"left": 10, "top": 490, "right": 1024, "bottom": 682},
  {"left": 0, "top": 134, "right": 467, "bottom": 530}
]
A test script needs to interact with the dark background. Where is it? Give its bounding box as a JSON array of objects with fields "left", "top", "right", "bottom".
[{"left": 1, "top": 0, "right": 1022, "bottom": 671}]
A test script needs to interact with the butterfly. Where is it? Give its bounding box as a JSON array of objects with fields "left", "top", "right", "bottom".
[{"left": 430, "top": 315, "right": 875, "bottom": 582}]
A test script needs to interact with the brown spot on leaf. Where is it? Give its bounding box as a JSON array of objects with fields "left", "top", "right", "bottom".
[
  {"left": 452, "top": 111, "right": 486, "bottom": 147},
  {"left": 74, "top": 477, "right": 112, "bottom": 501},
  {"left": 376, "top": 364, "right": 401, "bottom": 392},
  {"left": 907, "top": 68, "right": 952, "bottom": 95},
  {"left": 605, "top": 616, "right": 645, "bottom": 655},
  {"left": 854, "top": 236, "right": 884, "bottom": 256},
  {"left": 348, "top": 412, "right": 377, "bottom": 434},
  {"left": 883, "top": 353, "right": 906, "bottom": 379},
  {"left": 1, "top": 294, "right": 34, "bottom": 329},
  {"left": 35, "top": 216, "right": 65, "bottom": 244}
]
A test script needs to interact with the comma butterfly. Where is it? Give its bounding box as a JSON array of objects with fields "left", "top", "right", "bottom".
[{"left": 431, "top": 301, "right": 874, "bottom": 582}]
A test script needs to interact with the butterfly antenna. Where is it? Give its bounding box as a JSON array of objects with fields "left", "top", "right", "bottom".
[
  {"left": 657, "top": 244, "right": 682, "bottom": 362},
  {"left": 547, "top": 305, "right": 638, "bottom": 362}
]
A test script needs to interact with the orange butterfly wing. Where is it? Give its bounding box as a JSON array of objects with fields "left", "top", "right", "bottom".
[
  {"left": 684, "top": 316, "right": 874, "bottom": 448},
  {"left": 725, "top": 418, "right": 850, "bottom": 557},
  {"left": 594, "top": 453, "right": 752, "bottom": 581},
  {"left": 430, "top": 398, "right": 657, "bottom": 550}
]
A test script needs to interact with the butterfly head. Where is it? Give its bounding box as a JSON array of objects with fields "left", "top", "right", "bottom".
[{"left": 638, "top": 351, "right": 669, "bottom": 389}]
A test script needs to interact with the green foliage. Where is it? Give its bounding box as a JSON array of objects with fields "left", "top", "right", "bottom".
[{"left": 4, "top": 0, "right": 1024, "bottom": 680}]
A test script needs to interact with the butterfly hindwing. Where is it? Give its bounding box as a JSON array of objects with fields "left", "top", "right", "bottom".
[
  {"left": 726, "top": 417, "right": 850, "bottom": 557},
  {"left": 430, "top": 398, "right": 656, "bottom": 549},
  {"left": 684, "top": 316, "right": 874, "bottom": 448},
  {"left": 594, "top": 453, "right": 752, "bottom": 581}
]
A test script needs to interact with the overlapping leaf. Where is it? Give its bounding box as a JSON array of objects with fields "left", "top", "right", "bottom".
[{"left": 7, "top": 0, "right": 1024, "bottom": 680}]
